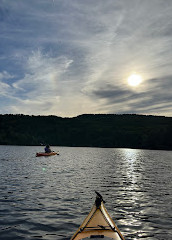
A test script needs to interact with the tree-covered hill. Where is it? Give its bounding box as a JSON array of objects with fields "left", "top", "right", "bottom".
[{"left": 0, "top": 114, "right": 171, "bottom": 150}]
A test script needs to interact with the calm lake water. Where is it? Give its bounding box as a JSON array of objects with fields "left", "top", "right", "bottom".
[{"left": 0, "top": 145, "right": 171, "bottom": 240}]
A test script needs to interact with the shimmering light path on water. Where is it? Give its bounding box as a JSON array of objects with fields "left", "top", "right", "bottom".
[{"left": 0, "top": 146, "right": 171, "bottom": 240}]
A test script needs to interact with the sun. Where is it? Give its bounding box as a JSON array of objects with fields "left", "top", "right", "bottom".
[{"left": 127, "top": 74, "right": 142, "bottom": 86}]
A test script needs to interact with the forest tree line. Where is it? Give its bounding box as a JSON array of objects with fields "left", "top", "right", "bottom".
[{"left": 0, "top": 114, "right": 171, "bottom": 150}]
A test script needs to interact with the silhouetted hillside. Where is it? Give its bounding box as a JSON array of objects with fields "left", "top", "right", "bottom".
[{"left": 0, "top": 114, "right": 171, "bottom": 150}]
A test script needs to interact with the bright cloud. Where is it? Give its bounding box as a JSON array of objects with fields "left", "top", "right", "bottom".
[{"left": 0, "top": 0, "right": 172, "bottom": 116}]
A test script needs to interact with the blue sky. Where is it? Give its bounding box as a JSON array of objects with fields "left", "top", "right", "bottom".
[{"left": 0, "top": 0, "right": 172, "bottom": 117}]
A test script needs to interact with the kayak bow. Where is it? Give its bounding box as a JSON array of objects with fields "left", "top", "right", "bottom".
[{"left": 71, "top": 192, "right": 125, "bottom": 240}]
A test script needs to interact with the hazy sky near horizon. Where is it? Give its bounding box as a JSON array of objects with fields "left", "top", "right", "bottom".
[{"left": 0, "top": 0, "right": 172, "bottom": 117}]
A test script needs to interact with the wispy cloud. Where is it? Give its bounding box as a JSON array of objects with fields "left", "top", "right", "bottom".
[{"left": 0, "top": 0, "right": 172, "bottom": 116}]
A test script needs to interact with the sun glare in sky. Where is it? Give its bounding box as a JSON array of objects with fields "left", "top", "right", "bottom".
[{"left": 127, "top": 74, "right": 143, "bottom": 87}]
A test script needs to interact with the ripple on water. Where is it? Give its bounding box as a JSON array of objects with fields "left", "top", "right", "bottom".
[{"left": 0, "top": 146, "right": 172, "bottom": 240}]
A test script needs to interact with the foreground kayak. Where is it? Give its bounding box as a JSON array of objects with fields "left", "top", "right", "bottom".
[
  {"left": 36, "top": 151, "right": 59, "bottom": 157},
  {"left": 71, "top": 192, "right": 125, "bottom": 240}
]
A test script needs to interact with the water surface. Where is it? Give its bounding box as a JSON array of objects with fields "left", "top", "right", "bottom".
[{"left": 0, "top": 145, "right": 171, "bottom": 239}]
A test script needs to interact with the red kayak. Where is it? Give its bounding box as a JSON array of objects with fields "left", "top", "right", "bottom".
[{"left": 36, "top": 151, "right": 59, "bottom": 157}]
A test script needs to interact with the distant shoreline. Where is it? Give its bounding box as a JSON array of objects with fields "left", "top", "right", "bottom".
[
  {"left": 0, "top": 114, "right": 171, "bottom": 150},
  {"left": 0, "top": 144, "right": 171, "bottom": 152}
]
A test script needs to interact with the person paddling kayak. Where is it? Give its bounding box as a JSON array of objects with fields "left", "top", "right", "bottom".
[
  {"left": 36, "top": 144, "right": 59, "bottom": 157},
  {"left": 44, "top": 144, "right": 52, "bottom": 153}
]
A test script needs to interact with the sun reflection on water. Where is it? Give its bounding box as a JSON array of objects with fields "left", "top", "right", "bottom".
[
  {"left": 117, "top": 149, "right": 148, "bottom": 238},
  {"left": 122, "top": 148, "right": 142, "bottom": 184}
]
